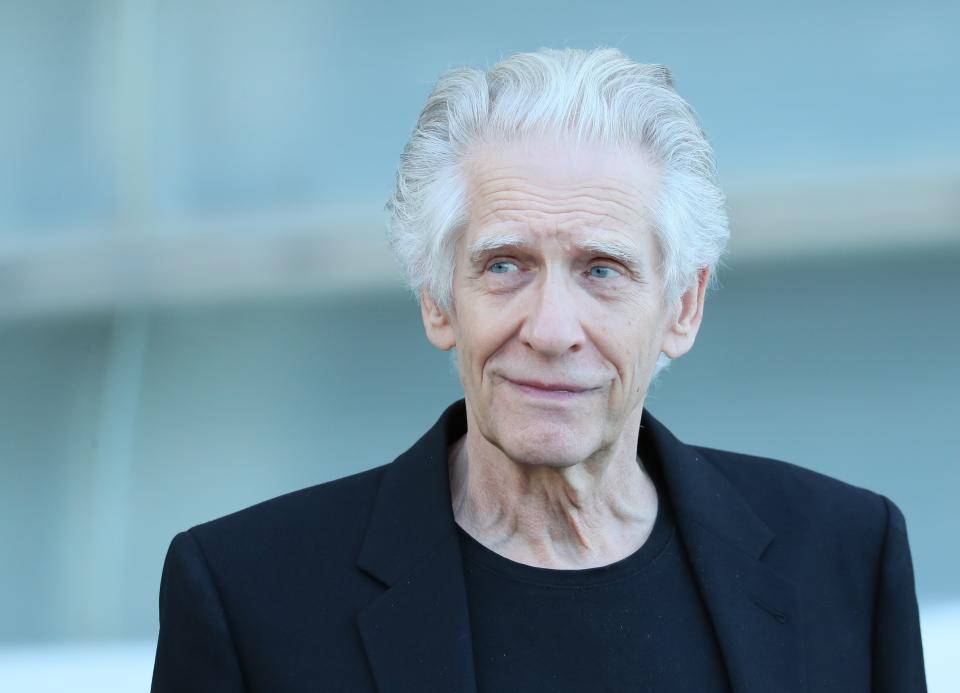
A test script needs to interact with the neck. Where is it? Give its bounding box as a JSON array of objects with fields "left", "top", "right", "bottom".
[{"left": 448, "top": 413, "right": 658, "bottom": 570}]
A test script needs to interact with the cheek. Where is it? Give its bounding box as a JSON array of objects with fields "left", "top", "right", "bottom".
[
  {"left": 594, "top": 311, "right": 661, "bottom": 384},
  {"left": 456, "top": 308, "right": 511, "bottom": 375}
]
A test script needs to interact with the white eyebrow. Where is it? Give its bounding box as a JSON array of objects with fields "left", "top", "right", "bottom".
[
  {"left": 574, "top": 239, "right": 644, "bottom": 273},
  {"left": 466, "top": 233, "right": 531, "bottom": 264}
]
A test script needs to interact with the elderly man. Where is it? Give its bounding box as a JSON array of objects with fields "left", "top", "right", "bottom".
[{"left": 151, "top": 48, "right": 926, "bottom": 692}]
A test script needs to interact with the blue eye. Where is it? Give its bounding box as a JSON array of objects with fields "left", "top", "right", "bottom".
[
  {"left": 489, "top": 261, "right": 518, "bottom": 274},
  {"left": 589, "top": 266, "right": 621, "bottom": 279}
]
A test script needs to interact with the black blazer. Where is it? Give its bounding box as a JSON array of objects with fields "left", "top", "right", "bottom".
[{"left": 151, "top": 400, "right": 926, "bottom": 693}]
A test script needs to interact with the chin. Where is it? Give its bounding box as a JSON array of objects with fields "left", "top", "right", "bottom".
[{"left": 495, "top": 419, "right": 599, "bottom": 468}]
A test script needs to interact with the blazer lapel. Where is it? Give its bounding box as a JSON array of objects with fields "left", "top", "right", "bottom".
[
  {"left": 354, "top": 401, "right": 806, "bottom": 693},
  {"left": 642, "top": 412, "right": 806, "bottom": 693},
  {"left": 355, "top": 401, "right": 477, "bottom": 693}
]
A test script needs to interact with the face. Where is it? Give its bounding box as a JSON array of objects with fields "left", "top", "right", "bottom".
[{"left": 421, "top": 137, "right": 708, "bottom": 468}]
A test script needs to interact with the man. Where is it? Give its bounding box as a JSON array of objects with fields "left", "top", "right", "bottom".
[{"left": 151, "top": 48, "right": 926, "bottom": 692}]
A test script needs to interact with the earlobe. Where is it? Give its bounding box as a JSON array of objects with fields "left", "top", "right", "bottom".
[
  {"left": 661, "top": 267, "right": 709, "bottom": 360},
  {"left": 420, "top": 287, "right": 457, "bottom": 351}
]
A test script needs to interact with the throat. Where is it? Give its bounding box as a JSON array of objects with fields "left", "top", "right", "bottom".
[{"left": 448, "top": 434, "right": 659, "bottom": 569}]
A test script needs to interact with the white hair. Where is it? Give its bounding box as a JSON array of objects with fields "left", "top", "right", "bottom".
[{"left": 386, "top": 47, "right": 729, "bottom": 375}]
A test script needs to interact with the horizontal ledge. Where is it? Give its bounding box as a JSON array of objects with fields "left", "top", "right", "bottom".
[
  {"left": 0, "top": 222, "right": 403, "bottom": 320},
  {"left": 0, "top": 168, "right": 957, "bottom": 319},
  {"left": 725, "top": 166, "right": 960, "bottom": 260}
]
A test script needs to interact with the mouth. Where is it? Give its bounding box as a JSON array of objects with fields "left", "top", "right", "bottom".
[{"left": 504, "top": 377, "right": 599, "bottom": 399}]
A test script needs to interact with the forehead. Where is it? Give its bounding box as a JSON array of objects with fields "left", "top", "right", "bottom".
[{"left": 462, "top": 137, "right": 660, "bottom": 248}]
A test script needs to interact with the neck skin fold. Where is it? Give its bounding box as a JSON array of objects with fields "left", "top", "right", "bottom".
[{"left": 448, "top": 407, "right": 659, "bottom": 570}]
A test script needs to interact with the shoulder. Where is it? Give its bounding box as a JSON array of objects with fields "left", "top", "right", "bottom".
[
  {"left": 154, "top": 463, "right": 398, "bottom": 686},
  {"left": 691, "top": 445, "right": 897, "bottom": 558},
  {"left": 180, "top": 462, "right": 390, "bottom": 576},
  {"left": 693, "top": 443, "right": 885, "bottom": 506}
]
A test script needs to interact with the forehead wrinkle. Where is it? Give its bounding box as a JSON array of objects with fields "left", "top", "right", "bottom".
[
  {"left": 469, "top": 157, "right": 648, "bottom": 191},
  {"left": 474, "top": 200, "right": 651, "bottom": 243},
  {"left": 472, "top": 172, "right": 647, "bottom": 212},
  {"left": 469, "top": 179, "right": 650, "bottom": 232},
  {"left": 472, "top": 201, "right": 638, "bottom": 237},
  {"left": 479, "top": 189, "right": 641, "bottom": 219},
  {"left": 472, "top": 185, "right": 642, "bottom": 222},
  {"left": 472, "top": 167, "right": 645, "bottom": 194}
]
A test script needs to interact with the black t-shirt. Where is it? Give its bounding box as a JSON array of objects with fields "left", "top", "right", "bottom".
[{"left": 456, "top": 460, "right": 732, "bottom": 693}]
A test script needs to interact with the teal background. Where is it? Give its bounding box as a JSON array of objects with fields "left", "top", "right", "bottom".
[{"left": 0, "top": 4, "right": 956, "bottom": 688}]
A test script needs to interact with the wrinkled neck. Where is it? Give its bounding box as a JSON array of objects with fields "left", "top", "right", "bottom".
[{"left": 448, "top": 426, "right": 659, "bottom": 569}]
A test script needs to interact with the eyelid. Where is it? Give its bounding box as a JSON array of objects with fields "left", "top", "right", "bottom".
[
  {"left": 588, "top": 257, "right": 631, "bottom": 276},
  {"left": 477, "top": 249, "right": 519, "bottom": 266}
]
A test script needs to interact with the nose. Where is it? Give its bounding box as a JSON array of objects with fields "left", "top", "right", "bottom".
[{"left": 518, "top": 272, "right": 585, "bottom": 357}]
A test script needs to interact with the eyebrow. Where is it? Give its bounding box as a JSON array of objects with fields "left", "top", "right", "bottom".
[
  {"left": 466, "top": 233, "right": 531, "bottom": 266},
  {"left": 573, "top": 238, "right": 645, "bottom": 274}
]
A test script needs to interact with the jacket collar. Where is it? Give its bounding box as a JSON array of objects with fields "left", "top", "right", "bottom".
[
  {"left": 356, "top": 400, "right": 805, "bottom": 693},
  {"left": 356, "top": 400, "right": 467, "bottom": 588},
  {"left": 639, "top": 410, "right": 806, "bottom": 693},
  {"left": 356, "top": 401, "right": 476, "bottom": 693}
]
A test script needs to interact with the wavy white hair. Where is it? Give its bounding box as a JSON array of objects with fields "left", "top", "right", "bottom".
[{"left": 386, "top": 47, "right": 729, "bottom": 375}]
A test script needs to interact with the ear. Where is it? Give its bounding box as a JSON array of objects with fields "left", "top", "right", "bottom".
[
  {"left": 420, "top": 287, "right": 457, "bottom": 351},
  {"left": 660, "top": 267, "right": 709, "bottom": 360}
]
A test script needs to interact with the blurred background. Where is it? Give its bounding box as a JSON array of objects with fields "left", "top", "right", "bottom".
[{"left": 1, "top": 0, "right": 958, "bottom": 690}]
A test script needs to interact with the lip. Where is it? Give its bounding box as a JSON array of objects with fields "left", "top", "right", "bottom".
[{"left": 504, "top": 377, "right": 598, "bottom": 399}]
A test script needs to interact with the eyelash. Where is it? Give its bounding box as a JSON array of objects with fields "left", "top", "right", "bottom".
[{"left": 484, "top": 259, "right": 626, "bottom": 279}]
